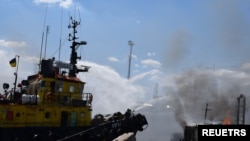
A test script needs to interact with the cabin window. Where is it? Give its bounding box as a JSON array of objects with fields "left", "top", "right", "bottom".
[
  {"left": 56, "top": 81, "right": 63, "bottom": 92},
  {"left": 69, "top": 85, "right": 75, "bottom": 93},
  {"left": 79, "top": 84, "right": 84, "bottom": 94}
]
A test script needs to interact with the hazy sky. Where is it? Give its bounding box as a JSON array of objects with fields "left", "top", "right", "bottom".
[{"left": 1, "top": 0, "right": 250, "bottom": 140}]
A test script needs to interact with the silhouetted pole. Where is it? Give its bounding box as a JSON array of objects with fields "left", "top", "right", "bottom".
[
  {"left": 236, "top": 94, "right": 246, "bottom": 125},
  {"left": 204, "top": 103, "right": 211, "bottom": 124},
  {"left": 127, "top": 40, "right": 134, "bottom": 79}
]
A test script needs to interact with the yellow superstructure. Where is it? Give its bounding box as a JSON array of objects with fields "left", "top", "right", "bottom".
[{"left": 0, "top": 74, "right": 92, "bottom": 128}]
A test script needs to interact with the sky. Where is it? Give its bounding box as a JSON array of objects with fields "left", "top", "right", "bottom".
[{"left": 1, "top": 0, "right": 250, "bottom": 140}]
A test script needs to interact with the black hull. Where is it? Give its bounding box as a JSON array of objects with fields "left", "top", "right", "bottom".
[{"left": 0, "top": 126, "right": 90, "bottom": 141}]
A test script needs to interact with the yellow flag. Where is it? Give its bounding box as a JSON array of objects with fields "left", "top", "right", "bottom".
[{"left": 9, "top": 58, "right": 16, "bottom": 67}]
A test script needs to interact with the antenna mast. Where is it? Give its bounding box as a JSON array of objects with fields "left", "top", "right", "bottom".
[
  {"left": 59, "top": 8, "right": 63, "bottom": 61},
  {"left": 39, "top": 3, "right": 48, "bottom": 71},
  {"left": 44, "top": 25, "right": 50, "bottom": 59},
  {"left": 68, "top": 17, "right": 88, "bottom": 77},
  {"left": 127, "top": 40, "right": 134, "bottom": 79}
]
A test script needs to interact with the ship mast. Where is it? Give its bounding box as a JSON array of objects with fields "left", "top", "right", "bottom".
[{"left": 68, "top": 17, "right": 88, "bottom": 77}]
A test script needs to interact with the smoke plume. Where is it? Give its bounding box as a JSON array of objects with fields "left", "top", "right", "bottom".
[{"left": 167, "top": 69, "right": 250, "bottom": 127}]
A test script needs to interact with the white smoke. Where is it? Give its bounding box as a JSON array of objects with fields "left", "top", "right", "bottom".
[{"left": 78, "top": 61, "right": 146, "bottom": 115}]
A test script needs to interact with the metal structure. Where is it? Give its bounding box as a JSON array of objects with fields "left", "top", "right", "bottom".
[
  {"left": 127, "top": 40, "right": 134, "bottom": 79},
  {"left": 68, "top": 17, "right": 88, "bottom": 77},
  {"left": 203, "top": 103, "right": 211, "bottom": 124},
  {"left": 44, "top": 25, "right": 50, "bottom": 59},
  {"left": 236, "top": 94, "right": 246, "bottom": 124}
]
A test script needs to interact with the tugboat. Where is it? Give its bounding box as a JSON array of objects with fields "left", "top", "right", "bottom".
[{"left": 0, "top": 17, "right": 148, "bottom": 141}]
